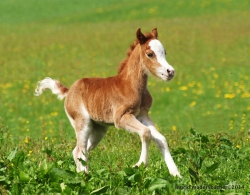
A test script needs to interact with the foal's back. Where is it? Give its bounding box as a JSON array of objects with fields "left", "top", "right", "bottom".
[{"left": 64, "top": 75, "right": 142, "bottom": 125}]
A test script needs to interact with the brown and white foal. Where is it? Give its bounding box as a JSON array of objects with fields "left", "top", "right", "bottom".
[{"left": 35, "top": 28, "right": 181, "bottom": 177}]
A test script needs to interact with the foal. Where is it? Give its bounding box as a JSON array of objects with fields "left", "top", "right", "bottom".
[{"left": 35, "top": 28, "right": 181, "bottom": 177}]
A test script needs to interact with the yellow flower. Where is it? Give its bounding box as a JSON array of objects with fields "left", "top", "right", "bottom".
[
  {"left": 236, "top": 145, "right": 240, "bottom": 148},
  {"left": 51, "top": 112, "right": 58, "bottom": 116},
  {"left": 24, "top": 84, "right": 30, "bottom": 90},
  {"left": 149, "top": 7, "right": 157, "bottom": 14},
  {"left": 165, "top": 87, "right": 170, "bottom": 92},
  {"left": 180, "top": 86, "right": 188, "bottom": 91},
  {"left": 196, "top": 82, "right": 202, "bottom": 87},
  {"left": 172, "top": 126, "right": 177, "bottom": 131},
  {"left": 0, "top": 83, "right": 12, "bottom": 89},
  {"left": 24, "top": 137, "right": 29, "bottom": 143},
  {"left": 239, "top": 84, "right": 245, "bottom": 90},
  {"left": 241, "top": 92, "right": 250, "bottom": 98},
  {"left": 224, "top": 93, "right": 236, "bottom": 99},
  {"left": 96, "top": 8, "right": 103, "bottom": 13},
  {"left": 27, "top": 150, "right": 32, "bottom": 157},
  {"left": 190, "top": 101, "right": 196, "bottom": 107},
  {"left": 188, "top": 81, "right": 196, "bottom": 88},
  {"left": 213, "top": 73, "right": 218, "bottom": 79}
]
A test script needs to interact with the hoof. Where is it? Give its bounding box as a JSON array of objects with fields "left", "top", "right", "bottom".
[
  {"left": 132, "top": 161, "right": 147, "bottom": 168},
  {"left": 170, "top": 170, "right": 182, "bottom": 178},
  {"left": 76, "top": 166, "right": 89, "bottom": 174},
  {"left": 132, "top": 163, "right": 140, "bottom": 168}
]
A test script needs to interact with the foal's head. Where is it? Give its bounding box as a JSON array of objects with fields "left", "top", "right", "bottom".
[{"left": 137, "top": 28, "right": 175, "bottom": 81}]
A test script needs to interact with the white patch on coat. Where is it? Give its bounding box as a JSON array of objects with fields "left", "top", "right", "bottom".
[{"left": 149, "top": 40, "right": 175, "bottom": 81}]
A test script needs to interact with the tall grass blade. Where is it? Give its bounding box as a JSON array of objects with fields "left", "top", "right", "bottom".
[
  {"left": 203, "top": 162, "right": 220, "bottom": 174},
  {"left": 90, "top": 186, "right": 109, "bottom": 194},
  {"left": 7, "top": 147, "right": 17, "bottom": 162}
]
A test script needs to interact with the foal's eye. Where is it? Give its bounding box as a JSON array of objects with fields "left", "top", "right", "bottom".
[{"left": 147, "top": 53, "right": 154, "bottom": 58}]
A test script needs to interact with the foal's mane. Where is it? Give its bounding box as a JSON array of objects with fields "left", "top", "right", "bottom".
[{"left": 118, "top": 32, "right": 156, "bottom": 74}]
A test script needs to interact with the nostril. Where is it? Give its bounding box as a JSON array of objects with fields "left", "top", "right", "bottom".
[{"left": 167, "top": 69, "right": 174, "bottom": 76}]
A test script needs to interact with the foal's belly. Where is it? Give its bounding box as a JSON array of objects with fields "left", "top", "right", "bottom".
[
  {"left": 87, "top": 104, "right": 114, "bottom": 125},
  {"left": 88, "top": 104, "right": 141, "bottom": 127},
  {"left": 94, "top": 121, "right": 114, "bottom": 127}
]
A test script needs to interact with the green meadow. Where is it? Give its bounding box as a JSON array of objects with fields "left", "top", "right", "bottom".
[{"left": 1, "top": 0, "right": 250, "bottom": 194}]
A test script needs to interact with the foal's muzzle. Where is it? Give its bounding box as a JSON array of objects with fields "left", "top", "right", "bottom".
[{"left": 167, "top": 69, "right": 175, "bottom": 78}]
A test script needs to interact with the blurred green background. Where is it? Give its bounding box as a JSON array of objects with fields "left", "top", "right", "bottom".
[{"left": 0, "top": 0, "right": 250, "bottom": 139}]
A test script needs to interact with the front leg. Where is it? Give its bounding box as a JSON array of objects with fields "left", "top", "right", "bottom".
[
  {"left": 138, "top": 110, "right": 181, "bottom": 177},
  {"left": 115, "top": 112, "right": 151, "bottom": 167}
]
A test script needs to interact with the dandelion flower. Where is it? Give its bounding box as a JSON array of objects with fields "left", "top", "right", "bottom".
[
  {"left": 180, "top": 86, "right": 188, "bottom": 91},
  {"left": 24, "top": 137, "right": 29, "bottom": 143},
  {"left": 51, "top": 112, "right": 58, "bottom": 116},
  {"left": 213, "top": 73, "right": 218, "bottom": 79},
  {"left": 165, "top": 87, "right": 170, "bottom": 92},
  {"left": 224, "top": 93, "right": 236, "bottom": 99},
  {"left": 190, "top": 101, "right": 196, "bottom": 107}
]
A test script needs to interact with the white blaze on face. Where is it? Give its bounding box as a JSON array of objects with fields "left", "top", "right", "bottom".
[{"left": 149, "top": 39, "right": 175, "bottom": 81}]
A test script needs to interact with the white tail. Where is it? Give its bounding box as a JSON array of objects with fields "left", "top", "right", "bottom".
[{"left": 34, "top": 77, "right": 68, "bottom": 100}]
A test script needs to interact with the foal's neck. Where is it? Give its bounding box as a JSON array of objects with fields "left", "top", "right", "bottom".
[{"left": 118, "top": 45, "right": 148, "bottom": 92}]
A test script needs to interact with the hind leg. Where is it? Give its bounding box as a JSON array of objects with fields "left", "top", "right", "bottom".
[
  {"left": 87, "top": 123, "right": 108, "bottom": 152},
  {"left": 72, "top": 117, "right": 92, "bottom": 173}
]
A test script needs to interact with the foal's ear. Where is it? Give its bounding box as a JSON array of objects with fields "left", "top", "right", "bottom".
[
  {"left": 136, "top": 28, "right": 147, "bottom": 45},
  {"left": 152, "top": 28, "right": 158, "bottom": 39}
]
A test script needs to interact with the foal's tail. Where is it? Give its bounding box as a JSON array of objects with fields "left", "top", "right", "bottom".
[{"left": 34, "top": 77, "right": 69, "bottom": 100}]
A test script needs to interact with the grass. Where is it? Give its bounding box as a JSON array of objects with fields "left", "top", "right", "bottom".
[
  {"left": 1, "top": 125, "right": 250, "bottom": 194},
  {"left": 0, "top": 0, "right": 250, "bottom": 194}
]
